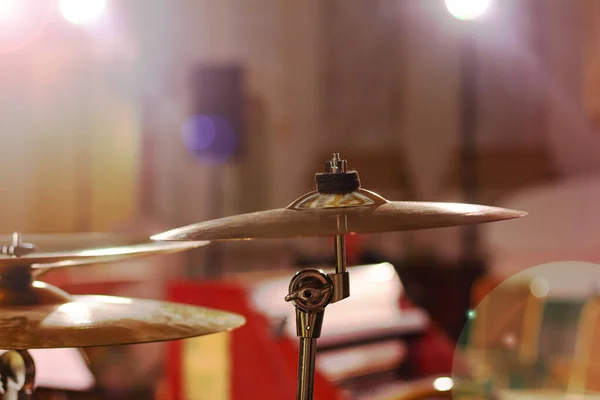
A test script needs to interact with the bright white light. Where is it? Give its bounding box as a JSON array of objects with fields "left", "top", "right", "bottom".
[
  {"left": 433, "top": 377, "right": 454, "bottom": 391},
  {"left": 88, "top": 295, "right": 133, "bottom": 305},
  {"left": 59, "top": 0, "right": 106, "bottom": 25},
  {"left": 445, "top": 0, "right": 491, "bottom": 21},
  {"left": 57, "top": 303, "right": 92, "bottom": 325},
  {"left": 0, "top": 0, "right": 17, "bottom": 21}
]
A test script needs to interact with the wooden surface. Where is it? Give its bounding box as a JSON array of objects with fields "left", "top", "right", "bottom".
[
  {"left": 442, "top": 147, "right": 557, "bottom": 203},
  {"left": 0, "top": 39, "right": 138, "bottom": 234}
]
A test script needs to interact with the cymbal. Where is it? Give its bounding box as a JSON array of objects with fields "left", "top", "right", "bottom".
[
  {"left": 151, "top": 189, "right": 526, "bottom": 241},
  {"left": 0, "top": 281, "right": 245, "bottom": 349},
  {"left": 0, "top": 232, "right": 208, "bottom": 268},
  {"left": 0, "top": 233, "right": 142, "bottom": 251}
]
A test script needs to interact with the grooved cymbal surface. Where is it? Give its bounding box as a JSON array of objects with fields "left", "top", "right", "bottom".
[
  {"left": 152, "top": 201, "right": 526, "bottom": 241},
  {"left": 0, "top": 239, "right": 208, "bottom": 268},
  {"left": 0, "top": 294, "right": 245, "bottom": 349}
]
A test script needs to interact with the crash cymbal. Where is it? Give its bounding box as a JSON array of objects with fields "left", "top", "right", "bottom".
[
  {"left": 0, "top": 232, "right": 208, "bottom": 268},
  {"left": 151, "top": 190, "right": 526, "bottom": 241},
  {"left": 0, "top": 280, "right": 245, "bottom": 349},
  {"left": 153, "top": 153, "right": 525, "bottom": 241}
]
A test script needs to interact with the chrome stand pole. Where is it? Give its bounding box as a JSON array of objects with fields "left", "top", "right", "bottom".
[
  {"left": 285, "top": 154, "right": 354, "bottom": 399},
  {"left": 285, "top": 235, "right": 351, "bottom": 400},
  {"left": 297, "top": 338, "right": 317, "bottom": 399}
]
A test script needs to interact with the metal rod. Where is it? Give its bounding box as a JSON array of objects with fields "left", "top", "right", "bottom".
[
  {"left": 334, "top": 235, "right": 346, "bottom": 274},
  {"left": 287, "top": 270, "right": 332, "bottom": 400},
  {"left": 297, "top": 337, "right": 317, "bottom": 400}
]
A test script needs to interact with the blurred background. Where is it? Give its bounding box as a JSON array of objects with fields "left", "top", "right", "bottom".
[{"left": 3, "top": 0, "right": 600, "bottom": 399}]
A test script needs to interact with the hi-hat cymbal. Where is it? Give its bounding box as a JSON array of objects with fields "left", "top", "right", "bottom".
[
  {"left": 151, "top": 189, "right": 526, "bottom": 241},
  {"left": 0, "top": 232, "right": 208, "bottom": 268},
  {"left": 0, "top": 281, "right": 245, "bottom": 349}
]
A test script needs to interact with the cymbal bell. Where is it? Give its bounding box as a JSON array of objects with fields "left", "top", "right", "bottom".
[
  {"left": 0, "top": 232, "right": 208, "bottom": 269},
  {"left": 0, "top": 280, "right": 245, "bottom": 349},
  {"left": 151, "top": 189, "right": 526, "bottom": 241}
]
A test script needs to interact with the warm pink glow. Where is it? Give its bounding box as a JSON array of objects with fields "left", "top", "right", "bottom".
[{"left": 0, "top": 0, "right": 51, "bottom": 53}]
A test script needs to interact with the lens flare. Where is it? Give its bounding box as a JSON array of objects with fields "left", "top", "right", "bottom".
[
  {"left": 529, "top": 277, "right": 550, "bottom": 298},
  {"left": 181, "top": 115, "right": 217, "bottom": 151},
  {"left": 180, "top": 114, "right": 237, "bottom": 164},
  {"left": 59, "top": 0, "right": 106, "bottom": 25}
]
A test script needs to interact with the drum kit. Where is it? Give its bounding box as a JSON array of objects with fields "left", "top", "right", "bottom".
[{"left": 0, "top": 153, "right": 525, "bottom": 399}]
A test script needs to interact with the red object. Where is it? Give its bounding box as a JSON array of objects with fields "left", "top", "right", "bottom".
[
  {"left": 400, "top": 297, "right": 455, "bottom": 376},
  {"left": 409, "top": 324, "right": 455, "bottom": 376},
  {"left": 331, "top": 234, "right": 365, "bottom": 265},
  {"left": 471, "top": 276, "right": 501, "bottom": 305},
  {"left": 166, "top": 281, "right": 345, "bottom": 400}
]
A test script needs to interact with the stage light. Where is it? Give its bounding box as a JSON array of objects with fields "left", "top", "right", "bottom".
[
  {"left": 0, "top": 0, "right": 52, "bottom": 53},
  {"left": 0, "top": 0, "right": 17, "bottom": 21},
  {"left": 59, "top": 0, "right": 106, "bottom": 25},
  {"left": 445, "top": 0, "right": 491, "bottom": 21},
  {"left": 433, "top": 377, "right": 454, "bottom": 391}
]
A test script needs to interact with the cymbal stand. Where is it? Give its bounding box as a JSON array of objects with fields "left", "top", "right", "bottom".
[
  {"left": 285, "top": 154, "right": 351, "bottom": 400},
  {"left": 0, "top": 350, "right": 36, "bottom": 400}
]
